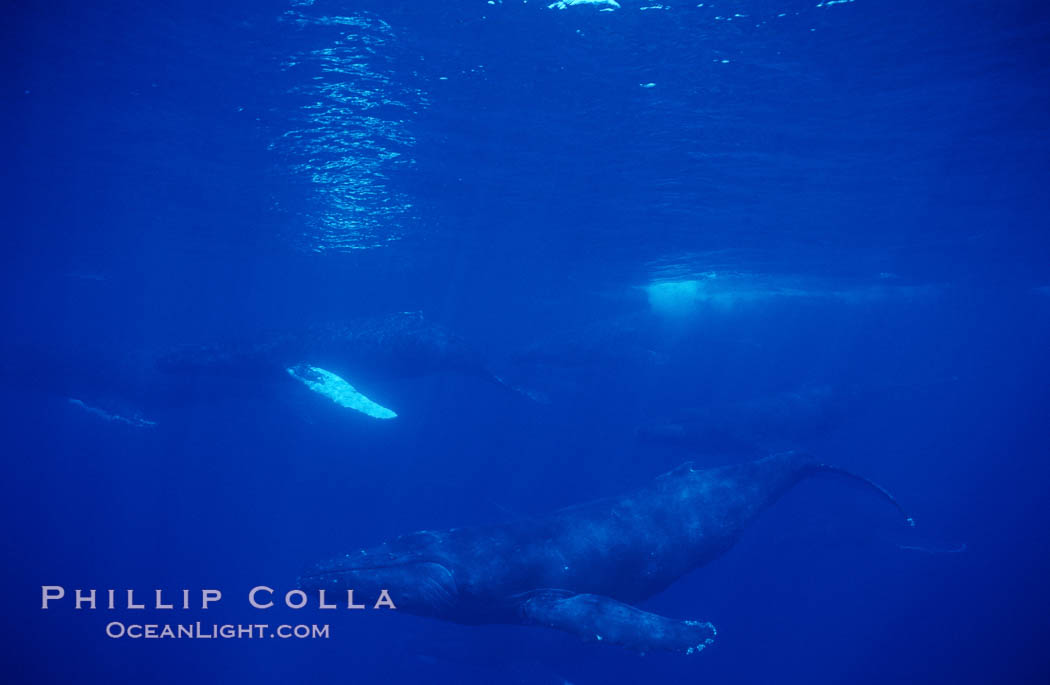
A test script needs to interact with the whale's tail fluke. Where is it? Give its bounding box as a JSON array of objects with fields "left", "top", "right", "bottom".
[{"left": 488, "top": 372, "right": 549, "bottom": 404}]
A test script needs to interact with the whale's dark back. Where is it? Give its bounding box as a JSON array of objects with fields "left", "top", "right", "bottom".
[
  {"left": 428, "top": 454, "right": 818, "bottom": 612},
  {"left": 153, "top": 312, "right": 489, "bottom": 382},
  {"left": 306, "top": 312, "right": 488, "bottom": 379}
]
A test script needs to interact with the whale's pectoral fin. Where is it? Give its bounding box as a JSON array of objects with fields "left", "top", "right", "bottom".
[
  {"left": 518, "top": 590, "right": 716, "bottom": 655},
  {"left": 286, "top": 364, "right": 397, "bottom": 419}
]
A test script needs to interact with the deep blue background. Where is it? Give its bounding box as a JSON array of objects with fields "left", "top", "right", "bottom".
[{"left": 3, "top": 1, "right": 1049, "bottom": 682}]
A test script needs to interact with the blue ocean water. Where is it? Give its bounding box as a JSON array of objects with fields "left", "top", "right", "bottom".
[{"left": 3, "top": 0, "right": 1049, "bottom": 682}]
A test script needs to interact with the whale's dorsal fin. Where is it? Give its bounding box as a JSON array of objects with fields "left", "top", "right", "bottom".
[
  {"left": 518, "top": 590, "right": 716, "bottom": 655},
  {"left": 286, "top": 364, "right": 397, "bottom": 419}
]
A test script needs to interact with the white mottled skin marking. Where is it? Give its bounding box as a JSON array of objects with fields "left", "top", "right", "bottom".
[{"left": 548, "top": 0, "right": 621, "bottom": 9}]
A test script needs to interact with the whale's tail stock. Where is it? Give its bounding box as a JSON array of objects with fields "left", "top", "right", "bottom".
[
  {"left": 807, "top": 461, "right": 915, "bottom": 527},
  {"left": 765, "top": 450, "right": 915, "bottom": 527},
  {"left": 487, "top": 371, "right": 550, "bottom": 404}
]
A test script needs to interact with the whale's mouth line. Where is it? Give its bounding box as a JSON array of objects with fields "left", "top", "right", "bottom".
[
  {"left": 300, "top": 560, "right": 450, "bottom": 582},
  {"left": 301, "top": 563, "right": 413, "bottom": 579},
  {"left": 300, "top": 561, "right": 460, "bottom": 610}
]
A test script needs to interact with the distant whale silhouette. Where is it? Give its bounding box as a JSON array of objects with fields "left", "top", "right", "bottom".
[
  {"left": 500, "top": 312, "right": 670, "bottom": 403},
  {"left": 301, "top": 451, "right": 912, "bottom": 654},
  {"left": 639, "top": 377, "right": 958, "bottom": 456},
  {"left": 637, "top": 384, "right": 842, "bottom": 455}
]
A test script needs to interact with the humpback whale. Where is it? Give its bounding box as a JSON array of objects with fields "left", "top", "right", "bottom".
[
  {"left": 4, "top": 312, "right": 514, "bottom": 422},
  {"left": 301, "top": 451, "right": 912, "bottom": 654},
  {"left": 150, "top": 312, "right": 521, "bottom": 418}
]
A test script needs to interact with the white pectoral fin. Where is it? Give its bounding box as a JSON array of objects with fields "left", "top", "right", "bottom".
[
  {"left": 286, "top": 364, "right": 397, "bottom": 419},
  {"left": 519, "top": 590, "right": 716, "bottom": 655}
]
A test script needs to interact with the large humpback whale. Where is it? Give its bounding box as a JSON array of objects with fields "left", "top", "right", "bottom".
[{"left": 301, "top": 451, "right": 912, "bottom": 654}]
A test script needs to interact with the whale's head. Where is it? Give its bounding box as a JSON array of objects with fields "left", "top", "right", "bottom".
[{"left": 299, "top": 531, "right": 459, "bottom": 618}]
